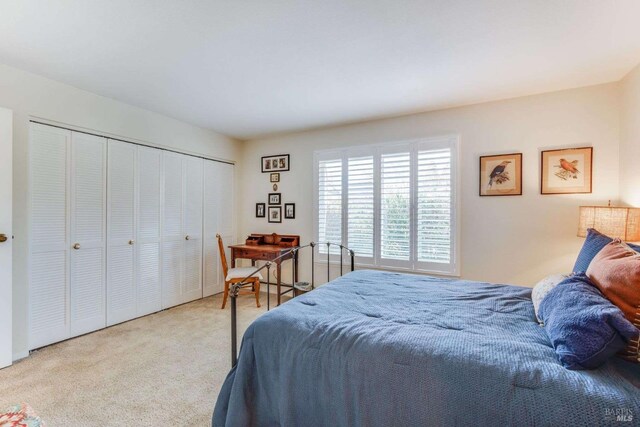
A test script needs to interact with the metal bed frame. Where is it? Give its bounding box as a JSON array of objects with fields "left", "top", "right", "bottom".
[{"left": 228, "top": 241, "right": 355, "bottom": 366}]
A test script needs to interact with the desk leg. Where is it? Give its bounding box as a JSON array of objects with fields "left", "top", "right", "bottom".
[
  {"left": 251, "top": 259, "right": 256, "bottom": 291},
  {"left": 294, "top": 251, "right": 299, "bottom": 283},
  {"left": 277, "top": 261, "right": 282, "bottom": 306},
  {"left": 231, "top": 249, "right": 236, "bottom": 268}
]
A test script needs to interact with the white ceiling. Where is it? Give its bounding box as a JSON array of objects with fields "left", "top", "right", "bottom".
[{"left": 1, "top": 1, "right": 640, "bottom": 140}]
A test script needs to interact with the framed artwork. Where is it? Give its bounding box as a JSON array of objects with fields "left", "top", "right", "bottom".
[
  {"left": 272, "top": 184, "right": 278, "bottom": 191},
  {"left": 268, "top": 193, "right": 281, "bottom": 205},
  {"left": 284, "top": 203, "right": 295, "bottom": 219},
  {"left": 541, "top": 147, "right": 593, "bottom": 195},
  {"left": 262, "top": 154, "right": 290, "bottom": 173},
  {"left": 268, "top": 206, "right": 282, "bottom": 223},
  {"left": 270, "top": 173, "right": 280, "bottom": 182},
  {"left": 479, "top": 153, "right": 522, "bottom": 196},
  {"left": 256, "top": 203, "right": 265, "bottom": 218}
]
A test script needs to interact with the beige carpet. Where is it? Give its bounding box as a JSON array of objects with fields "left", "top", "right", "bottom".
[{"left": 0, "top": 294, "right": 270, "bottom": 426}]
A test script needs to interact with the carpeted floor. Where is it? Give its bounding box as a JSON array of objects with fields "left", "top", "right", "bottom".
[{"left": 0, "top": 293, "right": 270, "bottom": 426}]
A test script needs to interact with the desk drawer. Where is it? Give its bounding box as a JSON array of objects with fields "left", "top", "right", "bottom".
[
  {"left": 234, "top": 249, "right": 274, "bottom": 260},
  {"left": 233, "top": 248, "right": 293, "bottom": 261}
]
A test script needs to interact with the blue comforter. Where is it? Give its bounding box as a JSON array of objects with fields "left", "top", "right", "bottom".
[{"left": 213, "top": 270, "right": 640, "bottom": 426}]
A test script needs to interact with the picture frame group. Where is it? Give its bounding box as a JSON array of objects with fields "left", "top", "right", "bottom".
[
  {"left": 479, "top": 146, "right": 593, "bottom": 196},
  {"left": 257, "top": 153, "right": 294, "bottom": 222},
  {"left": 257, "top": 200, "right": 295, "bottom": 222},
  {"left": 262, "top": 154, "right": 290, "bottom": 173}
]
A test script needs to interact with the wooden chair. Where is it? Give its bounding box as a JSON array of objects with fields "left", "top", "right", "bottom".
[{"left": 217, "top": 234, "right": 262, "bottom": 309}]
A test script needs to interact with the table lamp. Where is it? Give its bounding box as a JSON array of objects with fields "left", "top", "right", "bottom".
[{"left": 578, "top": 203, "right": 640, "bottom": 242}]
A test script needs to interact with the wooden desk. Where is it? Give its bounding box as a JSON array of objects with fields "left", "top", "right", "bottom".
[{"left": 229, "top": 244, "right": 299, "bottom": 307}]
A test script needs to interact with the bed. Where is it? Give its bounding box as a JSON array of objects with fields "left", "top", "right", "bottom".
[{"left": 213, "top": 270, "right": 640, "bottom": 426}]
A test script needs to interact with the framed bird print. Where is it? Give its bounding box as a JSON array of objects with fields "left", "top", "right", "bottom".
[
  {"left": 540, "top": 147, "right": 592, "bottom": 195},
  {"left": 479, "top": 153, "right": 522, "bottom": 196}
]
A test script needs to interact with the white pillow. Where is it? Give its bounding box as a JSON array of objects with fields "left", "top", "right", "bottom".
[{"left": 532, "top": 274, "right": 567, "bottom": 324}]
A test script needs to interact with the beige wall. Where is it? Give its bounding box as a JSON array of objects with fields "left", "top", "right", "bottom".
[
  {"left": 0, "top": 63, "right": 242, "bottom": 360},
  {"left": 240, "top": 83, "right": 621, "bottom": 288},
  {"left": 620, "top": 63, "right": 640, "bottom": 206}
]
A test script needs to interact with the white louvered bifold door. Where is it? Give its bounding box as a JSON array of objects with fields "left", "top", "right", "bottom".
[
  {"left": 137, "top": 146, "right": 162, "bottom": 316},
  {"left": 161, "top": 151, "right": 184, "bottom": 308},
  {"left": 106, "top": 140, "right": 137, "bottom": 326},
  {"left": 216, "top": 163, "right": 235, "bottom": 286},
  {"left": 29, "top": 124, "right": 71, "bottom": 349},
  {"left": 69, "top": 132, "right": 107, "bottom": 337},
  {"left": 182, "top": 156, "right": 204, "bottom": 304},
  {"left": 203, "top": 160, "right": 220, "bottom": 297}
]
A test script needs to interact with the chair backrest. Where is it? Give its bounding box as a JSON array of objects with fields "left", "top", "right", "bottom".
[{"left": 216, "top": 234, "right": 229, "bottom": 278}]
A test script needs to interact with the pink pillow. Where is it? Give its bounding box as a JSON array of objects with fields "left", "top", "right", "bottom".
[{"left": 586, "top": 240, "right": 640, "bottom": 363}]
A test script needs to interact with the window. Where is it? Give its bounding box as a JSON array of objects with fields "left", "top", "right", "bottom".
[{"left": 314, "top": 136, "right": 458, "bottom": 275}]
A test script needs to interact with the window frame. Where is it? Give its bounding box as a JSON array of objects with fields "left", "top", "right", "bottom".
[{"left": 313, "top": 135, "right": 460, "bottom": 276}]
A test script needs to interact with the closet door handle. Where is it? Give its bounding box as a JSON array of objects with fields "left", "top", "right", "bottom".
[
  {"left": 185, "top": 235, "right": 190, "bottom": 241},
  {"left": 128, "top": 240, "right": 135, "bottom": 245},
  {"left": 73, "top": 243, "right": 81, "bottom": 250},
  {"left": 0, "top": 234, "right": 7, "bottom": 243}
]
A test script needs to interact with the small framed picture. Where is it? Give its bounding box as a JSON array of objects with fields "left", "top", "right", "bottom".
[
  {"left": 256, "top": 203, "right": 265, "bottom": 218},
  {"left": 270, "top": 173, "right": 280, "bottom": 182},
  {"left": 268, "top": 206, "right": 282, "bottom": 223},
  {"left": 284, "top": 203, "right": 295, "bottom": 219},
  {"left": 541, "top": 147, "right": 593, "bottom": 194},
  {"left": 262, "top": 154, "right": 290, "bottom": 173},
  {"left": 479, "top": 153, "right": 522, "bottom": 196},
  {"left": 268, "top": 193, "right": 281, "bottom": 205}
]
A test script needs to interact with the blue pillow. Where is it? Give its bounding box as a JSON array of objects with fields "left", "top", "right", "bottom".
[
  {"left": 573, "top": 228, "right": 640, "bottom": 273},
  {"left": 538, "top": 273, "right": 639, "bottom": 370}
]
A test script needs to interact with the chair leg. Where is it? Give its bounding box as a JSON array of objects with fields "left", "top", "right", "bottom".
[
  {"left": 221, "top": 281, "right": 229, "bottom": 309},
  {"left": 254, "top": 279, "right": 261, "bottom": 308}
]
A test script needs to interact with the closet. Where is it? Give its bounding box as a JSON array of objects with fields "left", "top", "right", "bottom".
[{"left": 28, "top": 122, "right": 233, "bottom": 350}]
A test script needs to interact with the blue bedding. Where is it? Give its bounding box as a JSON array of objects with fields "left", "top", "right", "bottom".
[{"left": 213, "top": 270, "right": 640, "bottom": 426}]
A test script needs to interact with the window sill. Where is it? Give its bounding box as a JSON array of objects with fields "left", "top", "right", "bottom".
[{"left": 314, "top": 259, "right": 460, "bottom": 278}]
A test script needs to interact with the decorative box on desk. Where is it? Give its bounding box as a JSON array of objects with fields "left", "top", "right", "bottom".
[
  {"left": 246, "top": 233, "right": 299, "bottom": 247},
  {"left": 245, "top": 235, "right": 264, "bottom": 246}
]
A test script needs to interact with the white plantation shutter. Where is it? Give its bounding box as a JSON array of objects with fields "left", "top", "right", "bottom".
[
  {"left": 417, "top": 148, "right": 452, "bottom": 267},
  {"left": 317, "top": 158, "right": 343, "bottom": 253},
  {"left": 315, "top": 136, "right": 458, "bottom": 275},
  {"left": 347, "top": 156, "right": 374, "bottom": 258},
  {"left": 380, "top": 152, "right": 411, "bottom": 262}
]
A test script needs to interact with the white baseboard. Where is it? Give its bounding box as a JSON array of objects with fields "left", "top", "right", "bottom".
[{"left": 12, "top": 350, "right": 29, "bottom": 362}]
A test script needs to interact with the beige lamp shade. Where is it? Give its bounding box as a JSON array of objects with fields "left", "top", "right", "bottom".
[{"left": 578, "top": 206, "right": 640, "bottom": 241}]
